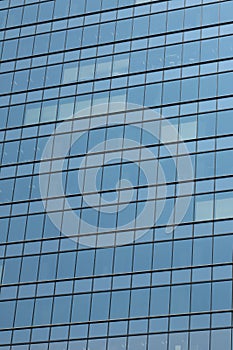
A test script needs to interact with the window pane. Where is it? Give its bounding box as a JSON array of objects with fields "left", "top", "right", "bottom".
[
  {"left": 195, "top": 195, "right": 214, "bottom": 221},
  {"left": 115, "top": 19, "right": 132, "bottom": 40},
  {"left": 212, "top": 281, "right": 232, "bottom": 311},
  {"left": 211, "top": 330, "right": 231, "bottom": 350},
  {"left": 52, "top": 296, "right": 72, "bottom": 324},
  {"left": 15, "top": 299, "right": 34, "bottom": 327},
  {"left": 133, "top": 244, "right": 152, "bottom": 271},
  {"left": 130, "top": 289, "right": 150, "bottom": 317},
  {"left": 76, "top": 250, "right": 95, "bottom": 277},
  {"left": 2, "top": 258, "right": 21, "bottom": 284},
  {"left": 213, "top": 235, "right": 233, "bottom": 264},
  {"left": 94, "top": 248, "right": 114, "bottom": 275},
  {"left": 191, "top": 283, "right": 211, "bottom": 312},
  {"left": 190, "top": 331, "right": 210, "bottom": 350},
  {"left": 216, "top": 150, "right": 233, "bottom": 176},
  {"left": 72, "top": 294, "right": 91, "bottom": 322},
  {"left": 20, "top": 256, "right": 39, "bottom": 282},
  {"left": 150, "top": 287, "right": 170, "bottom": 316},
  {"left": 153, "top": 242, "right": 172, "bottom": 269},
  {"left": 57, "top": 252, "right": 76, "bottom": 279},
  {"left": 169, "top": 332, "right": 188, "bottom": 350},
  {"left": 0, "top": 300, "right": 16, "bottom": 328},
  {"left": 193, "top": 238, "right": 212, "bottom": 266},
  {"left": 171, "top": 285, "right": 190, "bottom": 314},
  {"left": 114, "top": 246, "right": 133, "bottom": 273},
  {"left": 91, "top": 292, "right": 110, "bottom": 321},
  {"left": 33, "top": 298, "right": 52, "bottom": 325},
  {"left": 110, "top": 291, "right": 130, "bottom": 318},
  {"left": 172, "top": 240, "right": 192, "bottom": 267},
  {"left": 38, "top": 254, "right": 57, "bottom": 280},
  {"left": 215, "top": 192, "right": 233, "bottom": 219},
  {"left": 149, "top": 334, "right": 167, "bottom": 350}
]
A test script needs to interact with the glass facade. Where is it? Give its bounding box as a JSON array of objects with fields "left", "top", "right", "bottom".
[{"left": 0, "top": 0, "right": 233, "bottom": 349}]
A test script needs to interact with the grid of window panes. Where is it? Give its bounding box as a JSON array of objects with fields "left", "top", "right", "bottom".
[{"left": 1, "top": 0, "right": 233, "bottom": 349}]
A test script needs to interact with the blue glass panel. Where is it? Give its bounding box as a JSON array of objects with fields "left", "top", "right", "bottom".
[
  {"left": 91, "top": 292, "right": 110, "bottom": 321},
  {"left": 130, "top": 289, "right": 150, "bottom": 317},
  {"left": 15, "top": 299, "right": 34, "bottom": 327},
  {"left": 150, "top": 287, "right": 170, "bottom": 316},
  {"left": 52, "top": 296, "right": 72, "bottom": 324},
  {"left": 0, "top": 301, "right": 16, "bottom": 328},
  {"left": 72, "top": 294, "right": 91, "bottom": 322},
  {"left": 33, "top": 298, "right": 53, "bottom": 325}
]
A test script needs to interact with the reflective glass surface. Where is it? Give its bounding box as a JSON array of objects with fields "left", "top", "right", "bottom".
[{"left": 0, "top": 0, "right": 233, "bottom": 349}]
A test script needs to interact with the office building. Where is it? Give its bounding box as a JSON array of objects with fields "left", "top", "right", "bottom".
[{"left": 0, "top": 0, "right": 233, "bottom": 349}]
